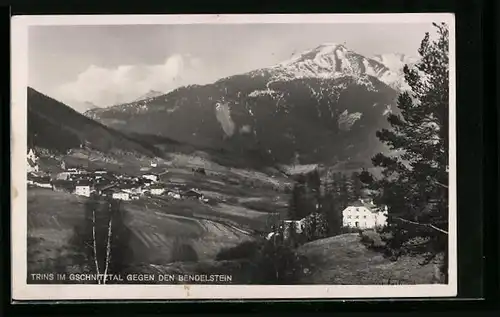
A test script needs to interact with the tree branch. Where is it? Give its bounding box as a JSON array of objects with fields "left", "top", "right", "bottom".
[
  {"left": 393, "top": 216, "right": 448, "bottom": 235},
  {"left": 433, "top": 180, "right": 448, "bottom": 189},
  {"left": 91, "top": 207, "right": 102, "bottom": 284},
  {"left": 103, "top": 203, "right": 113, "bottom": 285}
]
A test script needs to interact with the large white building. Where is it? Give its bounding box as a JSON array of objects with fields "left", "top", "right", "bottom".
[
  {"left": 167, "top": 191, "right": 181, "bottom": 199},
  {"left": 112, "top": 191, "right": 131, "bottom": 201},
  {"left": 75, "top": 185, "right": 91, "bottom": 197},
  {"left": 142, "top": 174, "right": 159, "bottom": 182},
  {"left": 150, "top": 186, "right": 166, "bottom": 196},
  {"left": 342, "top": 199, "right": 388, "bottom": 229}
]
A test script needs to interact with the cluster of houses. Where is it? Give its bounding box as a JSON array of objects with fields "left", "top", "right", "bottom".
[{"left": 26, "top": 148, "right": 208, "bottom": 203}]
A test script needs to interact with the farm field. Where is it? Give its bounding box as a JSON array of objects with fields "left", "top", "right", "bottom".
[
  {"left": 27, "top": 158, "right": 288, "bottom": 279},
  {"left": 122, "top": 199, "right": 256, "bottom": 264},
  {"left": 27, "top": 188, "right": 92, "bottom": 282}
]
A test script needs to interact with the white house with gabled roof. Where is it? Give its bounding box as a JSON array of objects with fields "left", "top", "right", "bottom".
[
  {"left": 75, "top": 185, "right": 91, "bottom": 197},
  {"left": 112, "top": 191, "right": 131, "bottom": 201},
  {"left": 342, "top": 199, "right": 388, "bottom": 229},
  {"left": 142, "top": 174, "right": 159, "bottom": 182}
]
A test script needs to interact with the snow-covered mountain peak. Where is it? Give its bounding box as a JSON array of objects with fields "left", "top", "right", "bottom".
[
  {"left": 270, "top": 43, "right": 399, "bottom": 87},
  {"left": 278, "top": 43, "right": 348, "bottom": 67},
  {"left": 266, "top": 44, "right": 415, "bottom": 92}
]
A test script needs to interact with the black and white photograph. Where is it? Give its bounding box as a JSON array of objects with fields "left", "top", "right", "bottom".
[{"left": 11, "top": 13, "right": 456, "bottom": 300}]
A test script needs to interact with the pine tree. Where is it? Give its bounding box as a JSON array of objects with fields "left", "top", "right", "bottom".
[
  {"left": 350, "top": 171, "right": 363, "bottom": 199},
  {"left": 338, "top": 173, "right": 351, "bottom": 207},
  {"left": 288, "top": 182, "right": 304, "bottom": 220},
  {"left": 308, "top": 169, "right": 322, "bottom": 204},
  {"left": 361, "top": 23, "right": 449, "bottom": 280},
  {"left": 107, "top": 199, "right": 133, "bottom": 278},
  {"left": 319, "top": 172, "right": 343, "bottom": 236}
]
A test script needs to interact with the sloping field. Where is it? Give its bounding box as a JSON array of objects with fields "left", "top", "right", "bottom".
[
  {"left": 27, "top": 188, "right": 255, "bottom": 279},
  {"left": 27, "top": 188, "right": 92, "bottom": 281},
  {"left": 123, "top": 200, "right": 254, "bottom": 264},
  {"left": 297, "top": 233, "right": 441, "bottom": 285}
]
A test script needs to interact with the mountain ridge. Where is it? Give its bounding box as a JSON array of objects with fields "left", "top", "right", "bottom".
[
  {"left": 84, "top": 43, "right": 404, "bottom": 167},
  {"left": 27, "top": 87, "right": 161, "bottom": 158}
]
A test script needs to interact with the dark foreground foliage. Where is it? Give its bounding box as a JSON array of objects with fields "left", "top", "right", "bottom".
[
  {"left": 215, "top": 238, "right": 309, "bottom": 284},
  {"left": 360, "top": 23, "right": 450, "bottom": 280}
]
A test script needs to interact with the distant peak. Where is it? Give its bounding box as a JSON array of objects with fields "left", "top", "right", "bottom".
[
  {"left": 278, "top": 42, "right": 353, "bottom": 67},
  {"left": 317, "top": 42, "right": 345, "bottom": 48},
  {"left": 133, "top": 90, "right": 165, "bottom": 102}
]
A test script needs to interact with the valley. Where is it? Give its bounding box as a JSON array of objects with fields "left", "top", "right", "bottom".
[{"left": 25, "top": 39, "right": 440, "bottom": 286}]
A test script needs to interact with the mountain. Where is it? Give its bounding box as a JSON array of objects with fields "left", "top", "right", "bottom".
[
  {"left": 27, "top": 87, "right": 160, "bottom": 157},
  {"left": 133, "top": 90, "right": 165, "bottom": 103},
  {"left": 85, "top": 43, "right": 402, "bottom": 167},
  {"left": 267, "top": 43, "right": 405, "bottom": 90}
]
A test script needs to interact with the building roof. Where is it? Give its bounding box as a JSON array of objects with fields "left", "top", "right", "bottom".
[
  {"left": 142, "top": 173, "right": 159, "bottom": 177},
  {"left": 149, "top": 184, "right": 165, "bottom": 189},
  {"left": 96, "top": 182, "right": 116, "bottom": 191},
  {"left": 183, "top": 189, "right": 203, "bottom": 196},
  {"left": 112, "top": 190, "right": 130, "bottom": 195},
  {"left": 75, "top": 180, "right": 92, "bottom": 186},
  {"left": 52, "top": 180, "right": 75, "bottom": 190},
  {"left": 32, "top": 175, "right": 51, "bottom": 182},
  {"left": 347, "top": 199, "right": 378, "bottom": 211}
]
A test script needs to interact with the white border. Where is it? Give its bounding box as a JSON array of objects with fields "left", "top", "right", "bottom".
[{"left": 11, "top": 13, "right": 457, "bottom": 301}]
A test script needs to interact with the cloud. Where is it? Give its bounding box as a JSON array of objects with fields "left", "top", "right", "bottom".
[{"left": 53, "top": 54, "right": 205, "bottom": 108}]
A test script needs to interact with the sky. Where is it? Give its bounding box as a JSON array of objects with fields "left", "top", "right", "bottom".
[{"left": 28, "top": 23, "right": 435, "bottom": 111}]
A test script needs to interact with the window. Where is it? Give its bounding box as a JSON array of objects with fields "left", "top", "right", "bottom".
[
  {"left": 355, "top": 215, "right": 359, "bottom": 219},
  {"left": 347, "top": 215, "right": 351, "bottom": 219},
  {"left": 363, "top": 215, "right": 367, "bottom": 219}
]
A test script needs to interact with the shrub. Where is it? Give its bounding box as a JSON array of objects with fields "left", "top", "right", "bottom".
[
  {"left": 226, "top": 196, "right": 239, "bottom": 204},
  {"left": 283, "top": 186, "right": 291, "bottom": 194},
  {"left": 215, "top": 239, "right": 308, "bottom": 284},
  {"left": 303, "top": 212, "right": 328, "bottom": 242},
  {"left": 216, "top": 240, "right": 261, "bottom": 261},
  {"left": 170, "top": 238, "right": 198, "bottom": 262},
  {"left": 360, "top": 230, "right": 386, "bottom": 250},
  {"left": 205, "top": 199, "right": 219, "bottom": 206},
  {"left": 252, "top": 241, "right": 307, "bottom": 284},
  {"left": 379, "top": 231, "right": 394, "bottom": 241},
  {"left": 342, "top": 226, "right": 361, "bottom": 234}
]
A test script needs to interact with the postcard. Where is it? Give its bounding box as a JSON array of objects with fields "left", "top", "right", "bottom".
[{"left": 11, "top": 13, "right": 456, "bottom": 300}]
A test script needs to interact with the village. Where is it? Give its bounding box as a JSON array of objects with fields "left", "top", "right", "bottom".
[
  {"left": 26, "top": 148, "right": 209, "bottom": 204},
  {"left": 26, "top": 148, "right": 388, "bottom": 243}
]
